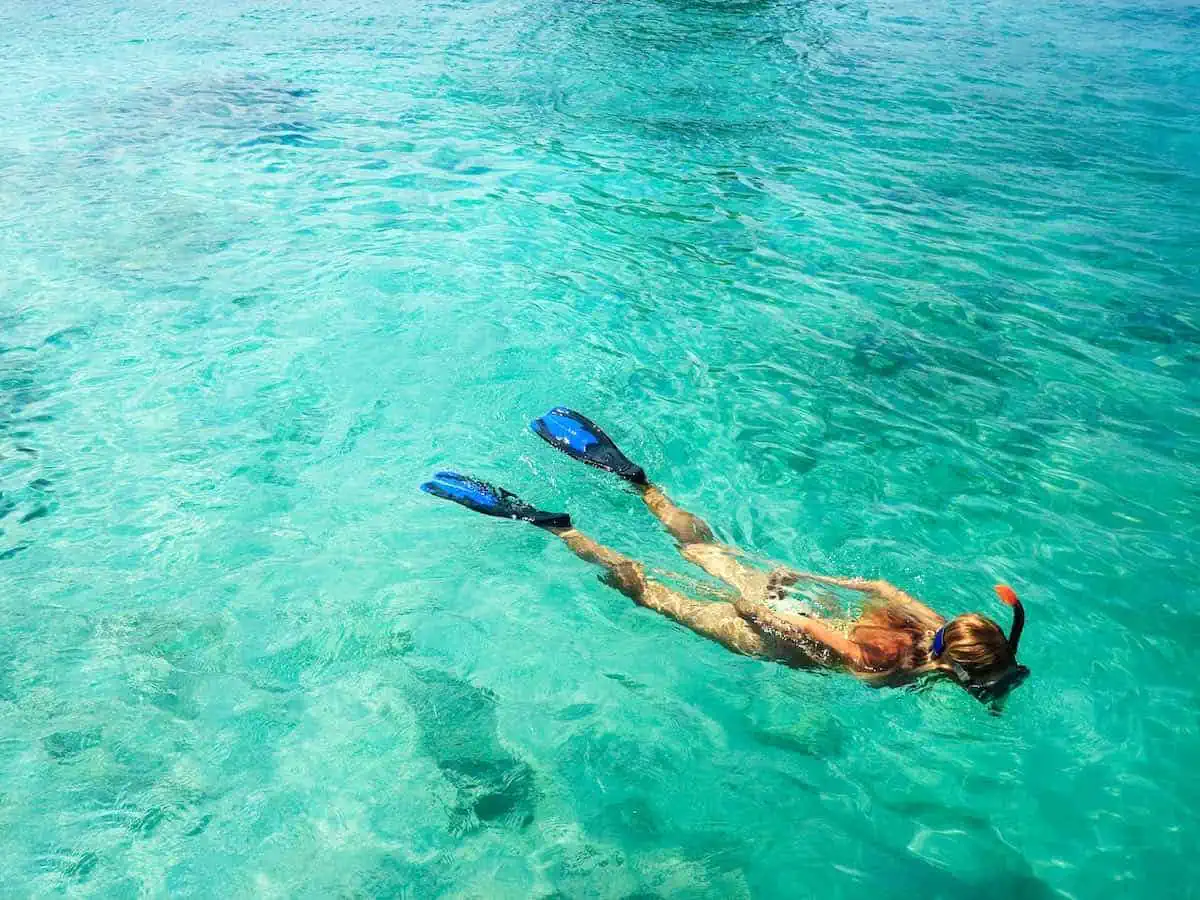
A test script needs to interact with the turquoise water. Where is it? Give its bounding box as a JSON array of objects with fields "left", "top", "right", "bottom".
[{"left": 2, "top": 0, "right": 1199, "bottom": 895}]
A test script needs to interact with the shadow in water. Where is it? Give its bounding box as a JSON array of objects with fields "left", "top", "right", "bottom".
[
  {"left": 0, "top": 343, "right": 57, "bottom": 559},
  {"left": 406, "top": 666, "right": 538, "bottom": 834}
]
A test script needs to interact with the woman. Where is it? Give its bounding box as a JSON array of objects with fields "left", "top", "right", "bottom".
[{"left": 422, "top": 408, "right": 1029, "bottom": 704}]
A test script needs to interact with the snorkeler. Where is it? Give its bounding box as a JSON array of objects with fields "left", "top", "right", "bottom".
[{"left": 422, "top": 408, "right": 1029, "bottom": 704}]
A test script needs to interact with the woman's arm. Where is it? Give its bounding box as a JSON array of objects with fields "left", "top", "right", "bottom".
[
  {"left": 733, "top": 597, "right": 866, "bottom": 669},
  {"left": 785, "top": 571, "right": 938, "bottom": 616},
  {"left": 786, "top": 572, "right": 891, "bottom": 594}
]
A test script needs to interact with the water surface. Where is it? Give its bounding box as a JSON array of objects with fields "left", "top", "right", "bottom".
[{"left": 1, "top": 0, "right": 1198, "bottom": 896}]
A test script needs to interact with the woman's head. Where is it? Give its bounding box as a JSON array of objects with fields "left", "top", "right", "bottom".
[
  {"left": 938, "top": 613, "right": 1014, "bottom": 677},
  {"left": 930, "top": 585, "right": 1030, "bottom": 701}
]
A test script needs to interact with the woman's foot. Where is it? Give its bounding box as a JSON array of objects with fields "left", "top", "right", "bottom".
[
  {"left": 530, "top": 407, "right": 647, "bottom": 484},
  {"left": 420, "top": 472, "right": 571, "bottom": 528}
]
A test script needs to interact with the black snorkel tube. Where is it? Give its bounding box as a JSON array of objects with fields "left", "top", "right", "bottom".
[{"left": 931, "top": 584, "right": 1030, "bottom": 705}]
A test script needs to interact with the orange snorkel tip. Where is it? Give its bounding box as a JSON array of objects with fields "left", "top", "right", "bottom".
[{"left": 995, "top": 584, "right": 1019, "bottom": 607}]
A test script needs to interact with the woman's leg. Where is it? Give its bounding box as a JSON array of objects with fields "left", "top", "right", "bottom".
[
  {"left": 548, "top": 527, "right": 770, "bottom": 658},
  {"left": 638, "top": 483, "right": 719, "bottom": 543},
  {"left": 637, "top": 485, "right": 770, "bottom": 596}
]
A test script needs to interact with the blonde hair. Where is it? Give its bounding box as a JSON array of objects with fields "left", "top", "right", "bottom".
[
  {"left": 855, "top": 595, "right": 943, "bottom": 675},
  {"left": 857, "top": 599, "right": 1013, "bottom": 683},
  {"left": 939, "top": 613, "right": 1014, "bottom": 677}
]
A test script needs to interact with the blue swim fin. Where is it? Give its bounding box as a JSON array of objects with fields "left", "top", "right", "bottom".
[
  {"left": 530, "top": 408, "right": 647, "bottom": 484},
  {"left": 420, "top": 471, "right": 571, "bottom": 528}
]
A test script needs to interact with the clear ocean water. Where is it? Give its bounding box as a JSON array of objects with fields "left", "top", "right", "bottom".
[{"left": 2, "top": 0, "right": 1198, "bottom": 896}]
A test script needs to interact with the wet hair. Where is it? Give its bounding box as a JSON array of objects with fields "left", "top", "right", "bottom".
[
  {"left": 855, "top": 595, "right": 943, "bottom": 675},
  {"left": 939, "top": 613, "right": 1015, "bottom": 678}
]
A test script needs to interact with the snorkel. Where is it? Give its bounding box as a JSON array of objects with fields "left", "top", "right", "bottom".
[{"left": 931, "top": 585, "right": 1030, "bottom": 703}]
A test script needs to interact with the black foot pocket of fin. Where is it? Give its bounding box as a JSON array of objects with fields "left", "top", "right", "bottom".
[
  {"left": 420, "top": 472, "right": 571, "bottom": 528},
  {"left": 530, "top": 407, "right": 647, "bottom": 484}
]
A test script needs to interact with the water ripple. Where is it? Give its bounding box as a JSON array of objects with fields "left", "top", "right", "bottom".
[{"left": 1, "top": 0, "right": 1198, "bottom": 895}]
